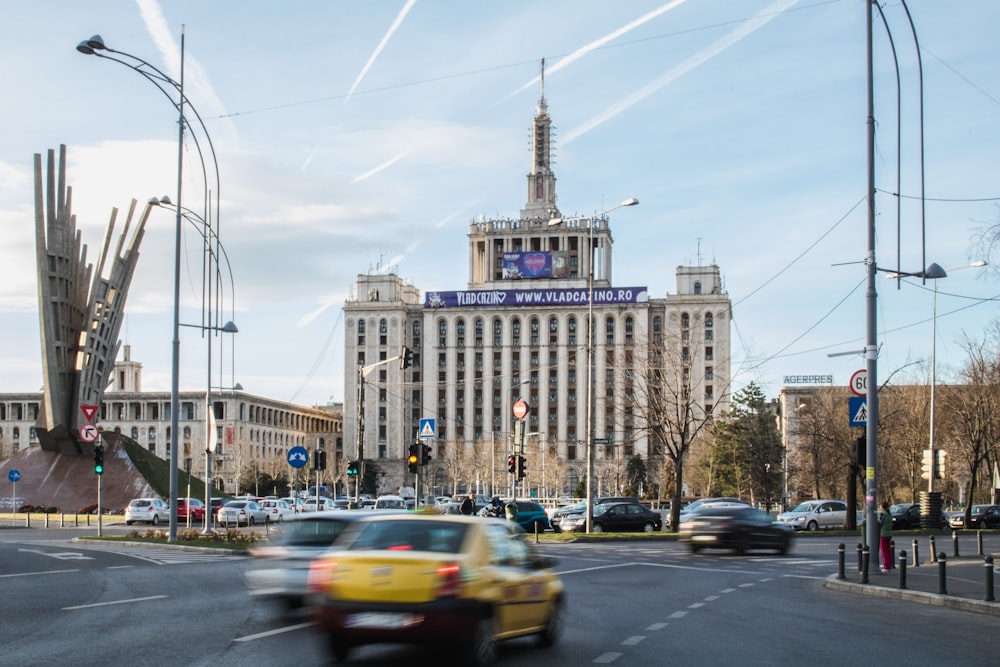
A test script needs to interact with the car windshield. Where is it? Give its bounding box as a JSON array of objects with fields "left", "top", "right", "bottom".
[
  {"left": 972, "top": 505, "right": 990, "bottom": 513},
  {"left": 280, "top": 518, "right": 352, "bottom": 547},
  {"left": 227, "top": 502, "right": 246, "bottom": 509},
  {"left": 790, "top": 502, "right": 820, "bottom": 513}
]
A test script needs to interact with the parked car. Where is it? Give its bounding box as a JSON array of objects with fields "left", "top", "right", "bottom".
[
  {"left": 283, "top": 497, "right": 306, "bottom": 513},
  {"left": 301, "top": 497, "right": 338, "bottom": 512},
  {"left": 558, "top": 501, "right": 662, "bottom": 533},
  {"left": 680, "top": 505, "right": 793, "bottom": 554},
  {"left": 949, "top": 504, "right": 1000, "bottom": 530},
  {"left": 260, "top": 499, "right": 296, "bottom": 523},
  {"left": 890, "top": 503, "right": 927, "bottom": 529},
  {"left": 374, "top": 494, "right": 407, "bottom": 510},
  {"left": 245, "top": 511, "right": 373, "bottom": 612},
  {"left": 776, "top": 499, "right": 847, "bottom": 531},
  {"left": 306, "top": 513, "right": 564, "bottom": 663},
  {"left": 218, "top": 500, "right": 268, "bottom": 527},
  {"left": 210, "top": 498, "right": 229, "bottom": 516},
  {"left": 511, "top": 500, "right": 551, "bottom": 533},
  {"left": 125, "top": 498, "right": 169, "bottom": 525},
  {"left": 175, "top": 497, "right": 206, "bottom": 522}
]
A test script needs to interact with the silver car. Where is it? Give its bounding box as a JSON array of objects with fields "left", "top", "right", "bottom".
[
  {"left": 260, "top": 499, "right": 296, "bottom": 523},
  {"left": 125, "top": 498, "right": 169, "bottom": 525},
  {"left": 217, "top": 500, "right": 268, "bottom": 527},
  {"left": 777, "top": 499, "right": 847, "bottom": 531}
]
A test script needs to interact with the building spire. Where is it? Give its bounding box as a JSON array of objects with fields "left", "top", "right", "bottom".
[{"left": 522, "top": 59, "right": 558, "bottom": 220}]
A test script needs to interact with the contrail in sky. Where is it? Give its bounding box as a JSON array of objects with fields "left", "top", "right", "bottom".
[
  {"left": 352, "top": 150, "right": 410, "bottom": 183},
  {"left": 563, "top": 0, "right": 798, "bottom": 145},
  {"left": 501, "top": 0, "right": 690, "bottom": 104},
  {"left": 346, "top": 0, "right": 417, "bottom": 105}
]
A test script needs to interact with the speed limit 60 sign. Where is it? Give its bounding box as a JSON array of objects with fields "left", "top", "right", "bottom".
[{"left": 850, "top": 369, "right": 867, "bottom": 396}]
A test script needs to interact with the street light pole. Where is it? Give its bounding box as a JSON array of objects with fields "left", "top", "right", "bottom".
[{"left": 549, "top": 198, "right": 638, "bottom": 532}]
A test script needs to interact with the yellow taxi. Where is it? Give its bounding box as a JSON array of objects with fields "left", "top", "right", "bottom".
[{"left": 306, "top": 512, "right": 564, "bottom": 666}]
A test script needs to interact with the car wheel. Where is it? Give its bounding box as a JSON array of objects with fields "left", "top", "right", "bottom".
[
  {"left": 538, "top": 598, "right": 564, "bottom": 647},
  {"left": 327, "top": 635, "right": 352, "bottom": 663},
  {"left": 806, "top": 520, "right": 819, "bottom": 531},
  {"left": 688, "top": 543, "right": 701, "bottom": 554},
  {"left": 643, "top": 522, "right": 655, "bottom": 533},
  {"left": 249, "top": 517, "right": 255, "bottom": 526},
  {"left": 152, "top": 515, "right": 160, "bottom": 526},
  {"left": 778, "top": 538, "right": 790, "bottom": 555},
  {"left": 465, "top": 616, "right": 496, "bottom": 667},
  {"left": 126, "top": 520, "right": 133, "bottom": 526},
  {"left": 592, "top": 523, "right": 604, "bottom": 533},
  {"left": 735, "top": 535, "right": 750, "bottom": 555}
]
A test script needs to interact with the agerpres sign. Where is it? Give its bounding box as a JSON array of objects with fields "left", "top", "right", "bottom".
[
  {"left": 425, "top": 286, "right": 649, "bottom": 308},
  {"left": 783, "top": 375, "right": 834, "bottom": 385}
]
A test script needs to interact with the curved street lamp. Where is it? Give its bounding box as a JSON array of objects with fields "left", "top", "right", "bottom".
[
  {"left": 548, "top": 197, "right": 639, "bottom": 532},
  {"left": 78, "top": 30, "right": 223, "bottom": 542}
]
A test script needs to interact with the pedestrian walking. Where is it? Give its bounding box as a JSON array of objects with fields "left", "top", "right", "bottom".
[{"left": 460, "top": 493, "right": 475, "bottom": 516}]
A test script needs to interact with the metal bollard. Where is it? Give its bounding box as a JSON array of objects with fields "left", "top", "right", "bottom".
[
  {"left": 929, "top": 536, "right": 937, "bottom": 563},
  {"left": 985, "top": 555, "right": 995, "bottom": 602},
  {"left": 60, "top": 513, "right": 65, "bottom": 527},
  {"left": 857, "top": 543, "right": 864, "bottom": 573},
  {"left": 26, "top": 512, "right": 31, "bottom": 527},
  {"left": 977, "top": 531, "right": 984, "bottom": 556},
  {"left": 912, "top": 539, "right": 920, "bottom": 567},
  {"left": 952, "top": 531, "right": 960, "bottom": 558},
  {"left": 837, "top": 544, "right": 846, "bottom": 580},
  {"left": 861, "top": 545, "right": 870, "bottom": 584},
  {"left": 44, "top": 513, "right": 49, "bottom": 528},
  {"left": 937, "top": 553, "right": 948, "bottom": 595},
  {"left": 898, "top": 551, "right": 907, "bottom": 590},
  {"left": 890, "top": 538, "right": 896, "bottom": 569},
  {"left": 75, "top": 514, "right": 79, "bottom": 527}
]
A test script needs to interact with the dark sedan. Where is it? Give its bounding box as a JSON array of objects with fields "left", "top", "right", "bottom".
[
  {"left": 949, "top": 504, "right": 1000, "bottom": 530},
  {"left": 891, "top": 503, "right": 922, "bottom": 529},
  {"left": 679, "top": 506, "right": 793, "bottom": 554},
  {"left": 557, "top": 501, "right": 662, "bottom": 533}
]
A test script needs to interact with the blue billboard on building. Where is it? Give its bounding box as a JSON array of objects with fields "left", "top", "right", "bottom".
[
  {"left": 425, "top": 286, "right": 649, "bottom": 308},
  {"left": 501, "top": 251, "right": 569, "bottom": 279}
]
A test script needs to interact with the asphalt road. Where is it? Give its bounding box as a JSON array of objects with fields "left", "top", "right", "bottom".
[{"left": 1, "top": 528, "right": 996, "bottom": 666}]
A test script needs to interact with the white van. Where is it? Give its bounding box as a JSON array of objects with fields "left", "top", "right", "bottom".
[{"left": 374, "top": 494, "right": 407, "bottom": 510}]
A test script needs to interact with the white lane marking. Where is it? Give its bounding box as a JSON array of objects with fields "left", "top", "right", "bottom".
[
  {"left": 738, "top": 583, "right": 755, "bottom": 588},
  {"left": 558, "top": 563, "right": 636, "bottom": 575},
  {"left": 720, "top": 588, "right": 737, "bottom": 593},
  {"left": 622, "top": 636, "right": 645, "bottom": 646},
  {"left": 0, "top": 569, "right": 79, "bottom": 578},
  {"left": 594, "top": 653, "right": 622, "bottom": 663},
  {"left": 688, "top": 602, "right": 705, "bottom": 609},
  {"left": 704, "top": 595, "right": 720, "bottom": 601},
  {"left": 18, "top": 548, "right": 93, "bottom": 560},
  {"left": 669, "top": 611, "right": 687, "bottom": 619},
  {"left": 63, "top": 595, "right": 167, "bottom": 610},
  {"left": 233, "top": 622, "right": 315, "bottom": 642},
  {"left": 647, "top": 622, "right": 668, "bottom": 630}
]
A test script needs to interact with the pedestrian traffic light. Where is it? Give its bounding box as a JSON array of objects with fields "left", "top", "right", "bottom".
[
  {"left": 854, "top": 436, "right": 866, "bottom": 468},
  {"left": 408, "top": 444, "right": 419, "bottom": 473},
  {"left": 346, "top": 460, "right": 359, "bottom": 477},
  {"left": 517, "top": 455, "right": 527, "bottom": 480},
  {"left": 314, "top": 449, "right": 327, "bottom": 470},
  {"left": 400, "top": 346, "right": 413, "bottom": 370},
  {"left": 421, "top": 444, "right": 432, "bottom": 466},
  {"left": 93, "top": 444, "right": 104, "bottom": 475},
  {"left": 508, "top": 455, "right": 516, "bottom": 473}
]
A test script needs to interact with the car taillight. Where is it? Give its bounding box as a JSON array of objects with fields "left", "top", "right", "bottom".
[
  {"left": 435, "top": 563, "right": 463, "bottom": 598},
  {"left": 306, "top": 559, "right": 338, "bottom": 594}
]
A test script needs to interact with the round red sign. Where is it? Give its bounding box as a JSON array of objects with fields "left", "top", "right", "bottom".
[{"left": 512, "top": 400, "right": 529, "bottom": 420}]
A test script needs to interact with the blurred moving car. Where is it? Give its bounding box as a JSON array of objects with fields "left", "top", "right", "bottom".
[
  {"left": 307, "top": 513, "right": 564, "bottom": 665},
  {"left": 374, "top": 494, "right": 407, "bottom": 510},
  {"left": 125, "top": 498, "right": 169, "bottom": 526},
  {"left": 949, "top": 504, "right": 1000, "bottom": 530},
  {"left": 260, "top": 499, "right": 296, "bottom": 523},
  {"left": 680, "top": 505, "right": 793, "bottom": 554},
  {"left": 246, "top": 511, "right": 371, "bottom": 612},
  {"left": 218, "top": 500, "right": 268, "bottom": 527},
  {"left": 175, "top": 497, "right": 206, "bottom": 522},
  {"left": 678, "top": 497, "right": 749, "bottom": 523},
  {"left": 558, "top": 501, "right": 662, "bottom": 533},
  {"left": 776, "top": 499, "right": 847, "bottom": 531}
]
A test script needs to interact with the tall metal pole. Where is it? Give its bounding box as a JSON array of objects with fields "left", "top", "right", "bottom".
[
  {"left": 585, "top": 219, "right": 595, "bottom": 533},
  {"left": 864, "top": 0, "right": 880, "bottom": 570},
  {"left": 928, "top": 279, "right": 937, "bottom": 494},
  {"left": 168, "top": 26, "right": 186, "bottom": 543}
]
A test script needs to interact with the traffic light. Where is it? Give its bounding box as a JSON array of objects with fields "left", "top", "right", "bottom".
[
  {"left": 854, "top": 436, "right": 866, "bottom": 468},
  {"left": 508, "top": 455, "right": 516, "bottom": 474},
  {"left": 93, "top": 444, "right": 104, "bottom": 475},
  {"left": 421, "top": 444, "right": 432, "bottom": 466},
  {"left": 314, "top": 449, "right": 327, "bottom": 471},
  {"left": 934, "top": 449, "right": 947, "bottom": 480},
  {"left": 920, "top": 449, "right": 934, "bottom": 480},
  {"left": 517, "top": 455, "right": 527, "bottom": 480},
  {"left": 400, "top": 346, "right": 413, "bottom": 370},
  {"left": 408, "top": 444, "right": 419, "bottom": 473},
  {"left": 346, "top": 460, "right": 359, "bottom": 477}
]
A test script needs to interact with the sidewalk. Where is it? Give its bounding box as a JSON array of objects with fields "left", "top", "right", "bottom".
[{"left": 824, "top": 533, "right": 1000, "bottom": 617}]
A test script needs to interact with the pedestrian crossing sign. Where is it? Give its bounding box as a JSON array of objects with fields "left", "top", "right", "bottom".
[{"left": 419, "top": 418, "right": 435, "bottom": 439}]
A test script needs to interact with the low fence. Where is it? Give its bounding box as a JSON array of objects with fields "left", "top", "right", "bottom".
[{"left": 0, "top": 512, "right": 124, "bottom": 528}]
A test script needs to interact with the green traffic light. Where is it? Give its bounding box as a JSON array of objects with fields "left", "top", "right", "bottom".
[{"left": 94, "top": 465, "right": 103, "bottom": 475}]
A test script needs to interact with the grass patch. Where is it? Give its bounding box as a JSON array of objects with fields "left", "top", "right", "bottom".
[{"left": 118, "top": 437, "right": 208, "bottom": 501}]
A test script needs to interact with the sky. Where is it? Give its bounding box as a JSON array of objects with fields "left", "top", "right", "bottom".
[{"left": 1, "top": 0, "right": 998, "bottom": 409}]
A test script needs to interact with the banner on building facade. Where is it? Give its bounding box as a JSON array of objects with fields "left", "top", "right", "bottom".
[
  {"left": 501, "top": 251, "right": 569, "bottom": 279},
  {"left": 425, "top": 286, "right": 649, "bottom": 308}
]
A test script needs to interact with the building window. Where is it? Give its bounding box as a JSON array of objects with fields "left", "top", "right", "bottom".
[
  {"left": 625, "top": 316, "right": 634, "bottom": 345},
  {"left": 512, "top": 317, "right": 521, "bottom": 346},
  {"left": 705, "top": 346, "right": 714, "bottom": 361},
  {"left": 605, "top": 317, "right": 614, "bottom": 345},
  {"left": 705, "top": 313, "right": 713, "bottom": 328},
  {"left": 705, "top": 329, "right": 713, "bottom": 341},
  {"left": 681, "top": 313, "right": 689, "bottom": 330}
]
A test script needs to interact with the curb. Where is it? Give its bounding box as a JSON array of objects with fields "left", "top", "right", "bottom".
[
  {"left": 71, "top": 536, "right": 248, "bottom": 556},
  {"left": 823, "top": 572, "right": 1000, "bottom": 617}
]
